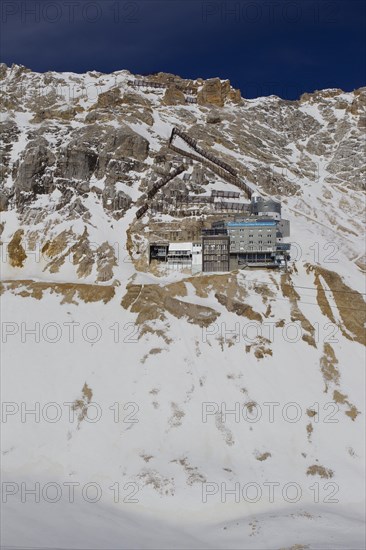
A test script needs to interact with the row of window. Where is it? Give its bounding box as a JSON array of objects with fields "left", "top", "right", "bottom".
[
  {"left": 230, "top": 236, "right": 275, "bottom": 241},
  {"left": 237, "top": 246, "right": 273, "bottom": 251},
  {"left": 230, "top": 229, "right": 273, "bottom": 234},
  {"left": 203, "top": 255, "right": 229, "bottom": 261},
  {"left": 231, "top": 240, "right": 273, "bottom": 245},
  {"left": 204, "top": 245, "right": 228, "bottom": 251}
]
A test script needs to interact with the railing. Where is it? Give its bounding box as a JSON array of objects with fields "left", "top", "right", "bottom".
[
  {"left": 168, "top": 127, "right": 254, "bottom": 199},
  {"left": 128, "top": 79, "right": 197, "bottom": 95},
  {"left": 136, "top": 126, "right": 256, "bottom": 220},
  {"left": 136, "top": 164, "right": 186, "bottom": 219},
  {"left": 276, "top": 243, "right": 291, "bottom": 251}
]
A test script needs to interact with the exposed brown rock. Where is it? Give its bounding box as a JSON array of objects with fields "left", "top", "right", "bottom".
[
  {"left": 121, "top": 282, "right": 220, "bottom": 328},
  {"left": 306, "top": 464, "right": 334, "bottom": 478},
  {"left": 306, "top": 264, "right": 366, "bottom": 346},
  {"left": 320, "top": 343, "right": 340, "bottom": 391},
  {"left": 197, "top": 78, "right": 241, "bottom": 107},
  {"left": 255, "top": 451, "right": 271, "bottom": 461},
  {"left": 7, "top": 229, "right": 27, "bottom": 267},
  {"left": 162, "top": 86, "right": 186, "bottom": 106},
  {"left": 1, "top": 280, "right": 115, "bottom": 304},
  {"left": 280, "top": 273, "right": 316, "bottom": 347},
  {"left": 333, "top": 390, "right": 360, "bottom": 421}
]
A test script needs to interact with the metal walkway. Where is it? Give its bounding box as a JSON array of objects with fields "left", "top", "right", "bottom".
[
  {"left": 168, "top": 127, "right": 254, "bottom": 199},
  {"left": 135, "top": 127, "right": 256, "bottom": 219}
]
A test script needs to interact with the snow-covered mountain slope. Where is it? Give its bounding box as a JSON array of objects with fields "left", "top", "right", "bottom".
[{"left": 1, "top": 64, "right": 365, "bottom": 549}]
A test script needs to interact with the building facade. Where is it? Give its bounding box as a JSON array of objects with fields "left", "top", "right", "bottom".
[
  {"left": 202, "top": 235, "right": 230, "bottom": 272},
  {"left": 148, "top": 194, "right": 290, "bottom": 273},
  {"left": 227, "top": 220, "right": 277, "bottom": 253},
  {"left": 167, "top": 242, "right": 194, "bottom": 270},
  {"left": 201, "top": 211, "right": 291, "bottom": 271}
]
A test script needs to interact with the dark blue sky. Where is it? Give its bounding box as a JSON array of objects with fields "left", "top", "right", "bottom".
[{"left": 1, "top": 0, "right": 365, "bottom": 99}]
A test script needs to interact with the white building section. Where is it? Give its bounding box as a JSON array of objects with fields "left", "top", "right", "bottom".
[
  {"left": 192, "top": 243, "right": 203, "bottom": 274},
  {"left": 166, "top": 242, "right": 202, "bottom": 272},
  {"left": 167, "top": 242, "right": 193, "bottom": 270}
]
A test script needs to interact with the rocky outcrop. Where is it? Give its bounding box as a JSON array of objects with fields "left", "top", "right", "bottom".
[
  {"left": 32, "top": 105, "right": 84, "bottom": 123},
  {"left": 90, "top": 89, "right": 154, "bottom": 125},
  {"left": 197, "top": 78, "right": 242, "bottom": 107},
  {"left": 102, "top": 184, "right": 132, "bottom": 219},
  {"left": 14, "top": 137, "right": 56, "bottom": 194},
  {"left": 0, "top": 190, "right": 11, "bottom": 211},
  {"left": 56, "top": 123, "right": 149, "bottom": 182},
  {"left": 101, "top": 124, "right": 149, "bottom": 162},
  {"left": 162, "top": 86, "right": 186, "bottom": 106},
  {"left": 0, "top": 63, "right": 7, "bottom": 80},
  {"left": 57, "top": 141, "right": 98, "bottom": 181},
  {"left": 0, "top": 120, "right": 20, "bottom": 182},
  {"left": 299, "top": 88, "right": 344, "bottom": 103},
  {"left": 349, "top": 88, "right": 366, "bottom": 115},
  {"left": 93, "top": 87, "right": 124, "bottom": 109},
  {"left": 206, "top": 110, "right": 222, "bottom": 124}
]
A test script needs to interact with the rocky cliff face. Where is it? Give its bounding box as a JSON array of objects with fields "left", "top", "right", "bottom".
[
  {"left": 1, "top": 64, "right": 365, "bottom": 549},
  {"left": 1, "top": 63, "right": 365, "bottom": 278}
]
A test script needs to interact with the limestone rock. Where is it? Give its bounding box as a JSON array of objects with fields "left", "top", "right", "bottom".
[
  {"left": 93, "top": 87, "right": 123, "bottom": 109},
  {"left": 162, "top": 86, "right": 186, "bottom": 106},
  {"left": 0, "top": 63, "right": 7, "bottom": 80},
  {"left": 57, "top": 123, "right": 149, "bottom": 182},
  {"left": 14, "top": 138, "right": 56, "bottom": 194},
  {"left": 207, "top": 111, "right": 222, "bottom": 124},
  {"left": 0, "top": 120, "right": 20, "bottom": 181},
  {"left": 57, "top": 141, "right": 98, "bottom": 181},
  {"left": 32, "top": 105, "right": 84, "bottom": 123},
  {"left": 0, "top": 190, "right": 11, "bottom": 211},
  {"left": 102, "top": 184, "right": 132, "bottom": 218},
  {"left": 85, "top": 110, "right": 114, "bottom": 124},
  {"left": 197, "top": 78, "right": 241, "bottom": 107},
  {"left": 348, "top": 89, "right": 366, "bottom": 115}
]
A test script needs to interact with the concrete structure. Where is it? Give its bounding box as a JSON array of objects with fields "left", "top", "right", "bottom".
[
  {"left": 167, "top": 242, "right": 193, "bottom": 270},
  {"left": 250, "top": 194, "right": 281, "bottom": 220},
  {"left": 149, "top": 242, "right": 169, "bottom": 263},
  {"left": 149, "top": 242, "right": 202, "bottom": 272},
  {"left": 211, "top": 190, "right": 240, "bottom": 199},
  {"left": 201, "top": 214, "right": 290, "bottom": 271},
  {"left": 276, "top": 218, "right": 290, "bottom": 238},
  {"left": 202, "top": 235, "right": 230, "bottom": 272},
  {"left": 147, "top": 193, "right": 290, "bottom": 273},
  {"left": 227, "top": 220, "right": 277, "bottom": 253},
  {"left": 192, "top": 242, "right": 203, "bottom": 274},
  {"left": 228, "top": 219, "right": 289, "bottom": 267}
]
